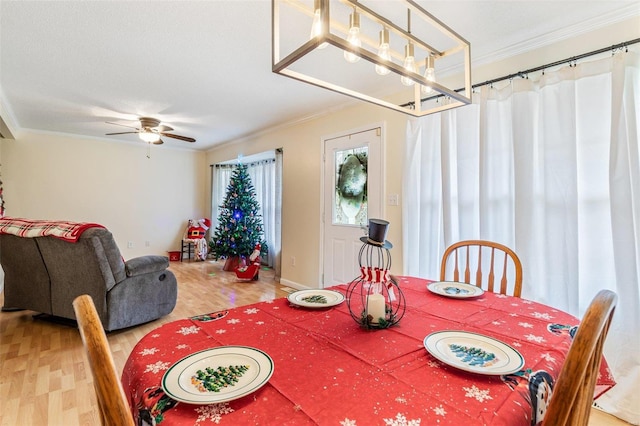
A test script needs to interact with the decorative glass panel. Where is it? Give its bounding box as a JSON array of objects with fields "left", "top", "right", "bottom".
[{"left": 334, "top": 147, "right": 368, "bottom": 225}]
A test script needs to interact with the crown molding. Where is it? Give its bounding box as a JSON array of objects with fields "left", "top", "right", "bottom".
[{"left": 472, "top": 5, "right": 639, "bottom": 67}]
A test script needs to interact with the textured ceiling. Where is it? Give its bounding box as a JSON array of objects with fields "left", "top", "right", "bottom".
[{"left": 1, "top": 1, "right": 638, "bottom": 150}]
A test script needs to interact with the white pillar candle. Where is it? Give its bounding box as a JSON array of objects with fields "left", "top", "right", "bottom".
[{"left": 367, "top": 293, "right": 386, "bottom": 324}]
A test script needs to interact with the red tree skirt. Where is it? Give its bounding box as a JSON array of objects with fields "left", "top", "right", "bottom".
[{"left": 223, "top": 256, "right": 241, "bottom": 271}]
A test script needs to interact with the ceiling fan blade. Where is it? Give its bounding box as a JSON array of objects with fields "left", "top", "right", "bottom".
[
  {"left": 106, "top": 121, "right": 140, "bottom": 130},
  {"left": 105, "top": 131, "right": 138, "bottom": 135},
  {"left": 160, "top": 133, "right": 196, "bottom": 142}
]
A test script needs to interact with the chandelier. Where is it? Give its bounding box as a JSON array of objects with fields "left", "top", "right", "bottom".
[{"left": 272, "top": 0, "right": 471, "bottom": 116}]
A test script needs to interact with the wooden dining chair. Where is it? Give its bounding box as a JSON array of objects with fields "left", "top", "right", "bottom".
[
  {"left": 440, "top": 240, "right": 523, "bottom": 297},
  {"left": 73, "top": 295, "right": 135, "bottom": 426},
  {"left": 543, "top": 289, "right": 617, "bottom": 426}
]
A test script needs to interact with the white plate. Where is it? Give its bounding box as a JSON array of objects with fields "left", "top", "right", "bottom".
[
  {"left": 427, "top": 281, "right": 485, "bottom": 299},
  {"left": 424, "top": 331, "right": 524, "bottom": 375},
  {"left": 287, "top": 289, "right": 345, "bottom": 308},
  {"left": 162, "top": 346, "right": 274, "bottom": 404}
]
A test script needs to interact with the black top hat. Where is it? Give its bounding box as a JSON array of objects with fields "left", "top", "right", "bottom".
[{"left": 360, "top": 218, "right": 393, "bottom": 249}]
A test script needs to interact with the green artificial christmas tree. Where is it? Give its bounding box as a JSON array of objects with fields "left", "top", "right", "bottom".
[{"left": 210, "top": 164, "right": 266, "bottom": 267}]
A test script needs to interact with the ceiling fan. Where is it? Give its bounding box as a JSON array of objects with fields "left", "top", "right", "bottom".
[{"left": 105, "top": 117, "right": 196, "bottom": 145}]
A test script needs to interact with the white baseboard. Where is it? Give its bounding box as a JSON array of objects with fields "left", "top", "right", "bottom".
[{"left": 278, "top": 278, "right": 312, "bottom": 291}]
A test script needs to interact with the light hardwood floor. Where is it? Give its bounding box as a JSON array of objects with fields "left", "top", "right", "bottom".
[{"left": 0, "top": 260, "right": 629, "bottom": 425}]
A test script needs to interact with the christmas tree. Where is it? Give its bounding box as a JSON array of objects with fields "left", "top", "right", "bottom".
[
  {"left": 449, "top": 344, "right": 498, "bottom": 367},
  {"left": 191, "top": 365, "right": 250, "bottom": 393},
  {"left": 210, "top": 164, "right": 266, "bottom": 262}
]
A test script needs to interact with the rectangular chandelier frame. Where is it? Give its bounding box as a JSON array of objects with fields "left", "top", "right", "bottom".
[{"left": 272, "top": 0, "right": 472, "bottom": 116}]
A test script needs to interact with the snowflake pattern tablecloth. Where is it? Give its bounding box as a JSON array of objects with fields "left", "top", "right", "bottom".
[{"left": 121, "top": 276, "right": 615, "bottom": 425}]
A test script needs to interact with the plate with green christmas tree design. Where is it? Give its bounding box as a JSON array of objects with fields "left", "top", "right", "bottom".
[
  {"left": 427, "top": 281, "right": 485, "bottom": 298},
  {"left": 287, "top": 289, "right": 345, "bottom": 308},
  {"left": 423, "top": 331, "right": 524, "bottom": 375},
  {"left": 162, "top": 346, "right": 274, "bottom": 404}
]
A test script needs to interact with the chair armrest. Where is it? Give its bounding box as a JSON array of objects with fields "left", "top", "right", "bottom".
[{"left": 125, "top": 255, "right": 169, "bottom": 277}]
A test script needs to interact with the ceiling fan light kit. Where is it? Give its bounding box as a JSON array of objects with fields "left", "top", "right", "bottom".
[
  {"left": 272, "top": 0, "right": 472, "bottom": 116},
  {"left": 139, "top": 130, "right": 161, "bottom": 144}
]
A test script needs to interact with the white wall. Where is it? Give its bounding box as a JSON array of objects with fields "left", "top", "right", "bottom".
[{"left": 0, "top": 131, "right": 207, "bottom": 259}]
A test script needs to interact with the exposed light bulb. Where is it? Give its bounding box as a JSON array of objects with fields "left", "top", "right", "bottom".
[
  {"left": 139, "top": 130, "right": 160, "bottom": 143},
  {"left": 401, "top": 43, "right": 416, "bottom": 86},
  {"left": 375, "top": 28, "right": 391, "bottom": 76},
  {"left": 343, "top": 11, "right": 361, "bottom": 63},
  {"left": 310, "top": 7, "right": 328, "bottom": 49},
  {"left": 421, "top": 55, "right": 436, "bottom": 94}
]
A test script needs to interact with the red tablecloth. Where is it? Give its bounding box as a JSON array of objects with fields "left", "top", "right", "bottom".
[{"left": 121, "top": 276, "right": 615, "bottom": 425}]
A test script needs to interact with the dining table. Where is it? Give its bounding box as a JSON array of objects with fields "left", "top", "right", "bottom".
[{"left": 121, "top": 276, "right": 615, "bottom": 426}]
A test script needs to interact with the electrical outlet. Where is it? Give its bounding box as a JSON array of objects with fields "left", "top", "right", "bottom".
[
  {"left": 145, "top": 241, "right": 150, "bottom": 247},
  {"left": 387, "top": 194, "right": 399, "bottom": 206},
  {"left": 127, "top": 241, "right": 134, "bottom": 248},
  {"left": 291, "top": 256, "right": 296, "bottom": 267}
]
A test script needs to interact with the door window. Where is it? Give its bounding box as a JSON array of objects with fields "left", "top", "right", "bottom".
[{"left": 333, "top": 147, "right": 368, "bottom": 226}]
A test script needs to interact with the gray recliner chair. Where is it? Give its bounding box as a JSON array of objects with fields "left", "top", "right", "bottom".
[{"left": 0, "top": 227, "right": 177, "bottom": 331}]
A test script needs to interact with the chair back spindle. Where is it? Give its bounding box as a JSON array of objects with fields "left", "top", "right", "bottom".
[
  {"left": 499, "top": 252, "right": 509, "bottom": 294},
  {"left": 464, "top": 247, "right": 471, "bottom": 283}
]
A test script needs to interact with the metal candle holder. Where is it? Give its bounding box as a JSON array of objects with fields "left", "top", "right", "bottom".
[{"left": 346, "top": 243, "right": 406, "bottom": 329}]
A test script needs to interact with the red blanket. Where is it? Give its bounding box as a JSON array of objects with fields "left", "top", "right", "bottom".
[{"left": 0, "top": 217, "right": 105, "bottom": 243}]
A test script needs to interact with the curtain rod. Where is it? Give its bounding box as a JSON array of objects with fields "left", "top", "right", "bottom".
[
  {"left": 406, "top": 37, "right": 640, "bottom": 107},
  {"left": 213, "top": 159, "right": 275, "bottom": 168}
]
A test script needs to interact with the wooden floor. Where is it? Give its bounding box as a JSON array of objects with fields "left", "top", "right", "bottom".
[
  {"left": 0, "top": 260, "right": 629, "bottom": 425},
  {"left": 0, "top": 259, "right": 288, "bottom": 425}
]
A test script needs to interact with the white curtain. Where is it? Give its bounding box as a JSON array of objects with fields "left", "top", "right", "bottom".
[
  {"left": 212, "top": 159, "right": 278, "bottom": 268},
  {"left": 273, "top": 149, "right": 283, "bottom": 280},
  {"left": 403, "top": 51, "right": 639, "bottom": 424},
  {"left": 211, "top": 164, "right": 234, "bottom": 234},
  {"left": 247, "top": 159, "right": 277, "bottom": 267}
]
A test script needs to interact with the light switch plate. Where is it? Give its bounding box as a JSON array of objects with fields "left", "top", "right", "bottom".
[{"left": 387, "top": 194, "right": 399, "bottom": 206}]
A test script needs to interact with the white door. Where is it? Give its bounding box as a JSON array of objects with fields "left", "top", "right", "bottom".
[{"left": 322, "top": 127, "right": 382, "bottom": 287}]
